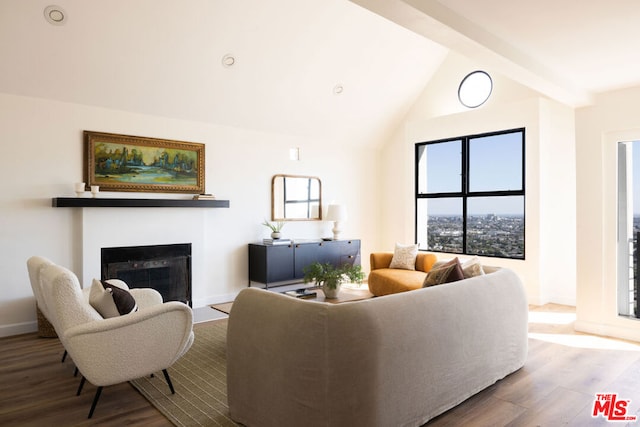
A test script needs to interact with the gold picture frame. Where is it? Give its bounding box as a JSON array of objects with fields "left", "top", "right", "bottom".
[{"left": 84, "top": 131, "right": 205, "bottom": 194}]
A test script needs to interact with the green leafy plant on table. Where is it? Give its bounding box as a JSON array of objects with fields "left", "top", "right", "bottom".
[
  {"left": 302, "top": 262, "right": 364, "bottom": 298},
  {"left": 262, "top": 220, "right": 285, "bottom": 233}
]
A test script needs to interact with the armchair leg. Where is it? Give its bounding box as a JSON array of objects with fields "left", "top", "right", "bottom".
[
  {"left": 162, "top": 369, "right": 175, "bottom": 394},
  {"left": 88, "top": 386, "right": 103, "bottom": 419},
  {"left": 61, "top": 350, "right": 67, "bottom": 363},
  {"left": 76, "top": 376, "right": 85, "bottom": 396}
]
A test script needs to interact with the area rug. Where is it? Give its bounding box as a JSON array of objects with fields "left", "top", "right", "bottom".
[
  {"left": 130, "top": 319, "right": 238, "bottom": 426},
  {"left": 210, "top": 302, "right": 233, "bottom": 315}
]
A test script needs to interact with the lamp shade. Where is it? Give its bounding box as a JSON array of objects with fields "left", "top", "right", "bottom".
[{"left": 326, "top": 204, "right": 347, "bottom": 222}]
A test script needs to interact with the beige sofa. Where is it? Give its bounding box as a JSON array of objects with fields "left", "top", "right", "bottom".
[{"left": 227, "top": 267, "right": 528, "bottom": 427}]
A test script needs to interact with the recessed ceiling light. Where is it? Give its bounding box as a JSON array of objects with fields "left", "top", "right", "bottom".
[
  {"left": 222, "top": 54, "right": 235, "bottom": 68},
  {"left": 333, "top": 84, "right": 344, "bottom": 95},
  {"left": 44, "top": 5, "right": 66, "bottom": 25},
  {"left": 458, "top": 70, "right": 492, "bottom": 108}
]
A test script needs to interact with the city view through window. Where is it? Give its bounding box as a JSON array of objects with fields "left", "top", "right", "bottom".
[
  {"left": 619, "top": 140, "right": 640, "bottom": 318},
  {"left": 416, "top": 129, "right": 525, "bottom": 260}
]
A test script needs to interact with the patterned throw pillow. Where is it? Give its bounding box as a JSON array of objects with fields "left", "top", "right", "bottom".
[
  {"left": 422, "top": 264, "right": 456, "bottom": 287},
  {"left": 89, "top": 278, "right": 138, "bottom": 318},
  {"left": 388, "top": 243, "right": 419, "bottom": 270},
  {"left": 461, "top": 256, "right": 485, "bottom": 278},
  {"left": 423, "top": 257, "right": 464, "bottom": 287}
]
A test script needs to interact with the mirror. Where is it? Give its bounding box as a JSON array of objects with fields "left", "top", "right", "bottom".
[{"left": 272, "top": 174, "right": 322, "bottom": 221}]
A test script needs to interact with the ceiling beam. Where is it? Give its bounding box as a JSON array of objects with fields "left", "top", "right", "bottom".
[{"left": 350, "top": 0, "right": 593, "bottom": 107}]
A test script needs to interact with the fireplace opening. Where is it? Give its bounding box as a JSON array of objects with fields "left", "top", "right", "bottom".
[{"left": 101, "top": 243, "right": 192, "bottom": 306}]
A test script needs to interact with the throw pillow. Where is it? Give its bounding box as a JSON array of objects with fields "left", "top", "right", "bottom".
[
  {"left": 445, "top": 257, "right": 465, "bottom": 282},
  {"left": 422, "top": 257, "right": 464, "bottom": 287},
  {"left": 89, "top": 278, "right": 138, "bottom": 318},
  {"left": 389, "top": 243, "right": 419, "bottom": 270},
  {"left": 422, "top": 264, "right": 455, "bottom": 287},
  {"left": 461, "top": 256, "right": 485, "bottom": 278}
]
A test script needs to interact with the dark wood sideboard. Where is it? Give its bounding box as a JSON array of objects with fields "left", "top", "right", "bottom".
[{"left": 248, "top": 239, "right": 361, "bottom": 288}]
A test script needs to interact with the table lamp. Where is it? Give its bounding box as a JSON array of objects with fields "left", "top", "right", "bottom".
[{"left": 326, "top": 203, "right": 347, "bottom": 240}]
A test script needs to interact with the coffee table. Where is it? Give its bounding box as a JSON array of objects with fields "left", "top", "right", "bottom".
[
  {"left": 211, "top": 285, "right": 374, "bottom": 316},
  {"left": 307, "top": 286, "right": 373, "bottom": 304}
]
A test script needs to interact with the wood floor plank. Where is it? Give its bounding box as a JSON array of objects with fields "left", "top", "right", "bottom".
[
  {"left": 0, "top": 332, "right": 172, "bottom": 427},
  {"left": 505, "top": 386, "right": 593, "bottom": 427}
]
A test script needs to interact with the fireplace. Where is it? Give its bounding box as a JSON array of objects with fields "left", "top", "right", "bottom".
[{"left": 101, "top": 243, "right": 192, "bottom": 306}]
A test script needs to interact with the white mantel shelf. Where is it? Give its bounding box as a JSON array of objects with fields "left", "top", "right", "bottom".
[{"left": 52, "top": 197, "right": 230, "bottom": 208}]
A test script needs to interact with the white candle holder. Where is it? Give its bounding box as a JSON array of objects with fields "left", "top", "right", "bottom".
[{"left": 75, "top": 182, "right": 86, "bottom": 197}]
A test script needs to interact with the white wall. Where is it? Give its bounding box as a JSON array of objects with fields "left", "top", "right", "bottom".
[
  {"left": 0, "top": 93, "right": 380, "bottom": 336},
  {"left": 380, "top": 67, "right": 577, "bottom": 306},
  {"left": 575, "top": 86, "right": 640, "bottom": 342}
]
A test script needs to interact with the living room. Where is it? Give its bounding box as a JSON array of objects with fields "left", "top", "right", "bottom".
[{"left": 2, "top": 0, "right": 640, "bottom": 422}]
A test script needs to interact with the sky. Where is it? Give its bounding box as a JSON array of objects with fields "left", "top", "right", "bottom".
[{"left": 419, "top": 130, "right": 524, "bottom": 215}]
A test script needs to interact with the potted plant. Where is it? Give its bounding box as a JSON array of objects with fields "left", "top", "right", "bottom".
[
  {"left": 302, "top": 262, "right": 364, "bottom": 299},
  {"left": 262, "top": 219, "right": 285, "bottom": 239}
]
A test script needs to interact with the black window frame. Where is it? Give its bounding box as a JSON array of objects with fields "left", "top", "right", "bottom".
[{"left": 415, "top": 127, "right": 526, "bottom": 260}]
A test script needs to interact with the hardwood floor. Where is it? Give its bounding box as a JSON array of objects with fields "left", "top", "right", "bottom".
[
  {"left": 427, "top": 304, "right": 640, "bottom": 426},
  {"left": 0, "top": 329, "right": 173, "bottom": 427},
  {"left": 1, "top": 304, "right": 639, "bottom": 426}
]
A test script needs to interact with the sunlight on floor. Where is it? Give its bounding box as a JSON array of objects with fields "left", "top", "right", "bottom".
[
  {"left": 528, "top": 311, "right": 576, "bottom": 325},
  {"left": 528, "top": 332, "right": 640, "bottom": 351},
  {"left": 528, "top": 310, "right": 640, "bottom": 351}
]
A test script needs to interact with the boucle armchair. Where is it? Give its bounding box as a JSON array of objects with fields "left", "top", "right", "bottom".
[
  {"left": 27, "top": 256, "right": 56, "bottom": 336},
  {"left": 27, "top": 256, "right": 170, "bottom": 364},
  {"left": 39, "top": 262, "right": 194, "bottom": 418}
]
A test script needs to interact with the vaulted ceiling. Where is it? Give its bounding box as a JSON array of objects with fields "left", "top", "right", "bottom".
[{"left": 1, "top": 0, "right": 639, "bottom": 148}]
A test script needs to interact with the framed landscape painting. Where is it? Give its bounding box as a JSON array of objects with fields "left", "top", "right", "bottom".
[{"left": 84, "top": 131, "right": 205, "bottom": 194}]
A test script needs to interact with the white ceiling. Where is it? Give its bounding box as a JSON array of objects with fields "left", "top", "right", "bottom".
[
  {"left": 354, "top": 0, "right": 640, "bottom": 107},
  {"left": 1, "top": 0, "right": 640, "bottom": 147},
  {"left": 0, "top": 0, "right": 446, "bottom": 147}
]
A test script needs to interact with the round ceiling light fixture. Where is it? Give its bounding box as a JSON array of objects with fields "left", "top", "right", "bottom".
[
  {"left": 221, "top": 54, "right": 236, "bottom": 68},
  {"left": 44, "top": 5, "right": 67, "bottom": 25},
  {"left": 333, "top": 84, "right": 344, "bottom": 95},
  {"left": 458, "top": 70, "right": 492, "bottom": 108}
]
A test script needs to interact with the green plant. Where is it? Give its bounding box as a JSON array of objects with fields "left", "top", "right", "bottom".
[
  {"left": 262, "top": 219, "right": 285, "bottom": 232},
  {"left": 302, "top": 262, "right": 364, "bottom": 290}
]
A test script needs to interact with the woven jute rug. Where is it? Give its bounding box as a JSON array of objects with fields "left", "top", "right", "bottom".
[{"left": 130, "top": 319, "right": 238, "bottom": 426}]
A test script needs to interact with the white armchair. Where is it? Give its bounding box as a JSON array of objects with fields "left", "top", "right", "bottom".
[
  {"left": 27, "top": 256, "right": 166, "bottom": 365},
  {"left": 38, "top": 261, "right": 194, "bottom": 418},
  {"left": 26, "top": 256, "right": 56, "bottom": 332}
]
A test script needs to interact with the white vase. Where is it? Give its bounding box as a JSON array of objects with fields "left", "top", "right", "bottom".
[
  {"left": 271, "top": 231, "right": 281, "bottom": 239},
  {"left": 322, "top": 282, "right": 341, "bottom": 299}
]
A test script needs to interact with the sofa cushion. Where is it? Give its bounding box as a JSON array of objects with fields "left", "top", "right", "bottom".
[
  {"left": 388, "top": 243, "right": 419, "bottom": 270},
  {"left": 368, "top": 268, "right": 427, "bottom": 296},
  {"left": 89, "top": 279, "right": 138, "bottom": 318}
]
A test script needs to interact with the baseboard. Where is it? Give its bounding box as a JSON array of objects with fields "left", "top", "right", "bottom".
[
  {"left": 193, "top": 292, "right": 239, "bottom": 308},
  {"left": 574, "top": 319, "right": 640, "bottom": 342},
  {"left": 528, "top": 294, "right": 576, "bottom": 307},
  {"left": 0, "top": 321, "right": 37, "bottom": 338}
]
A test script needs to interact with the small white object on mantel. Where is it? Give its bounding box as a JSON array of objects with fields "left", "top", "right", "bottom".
[{"left": 75, "top": 182, "right": 85, "bottom": 197}]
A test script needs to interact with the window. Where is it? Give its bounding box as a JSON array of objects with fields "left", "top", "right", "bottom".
[
  {"left": 415, "top": 128, "right": 525, "bottom": 259},
  {"left": 617, "top": 141, "right": 640, "bottom": 319}
]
